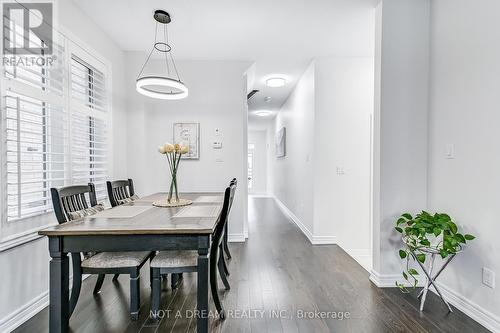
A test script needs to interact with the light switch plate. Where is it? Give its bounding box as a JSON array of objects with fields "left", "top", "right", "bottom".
[
  {"left": 445, "top": 144, "right": 455, "bottom": 159},
  {"left": 483, "top": 267, "right": 496, "bottom": 289}
]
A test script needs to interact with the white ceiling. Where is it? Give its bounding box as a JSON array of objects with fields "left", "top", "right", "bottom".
[{"left": 73, "top": 0, "right": 376, "bottom": 116}]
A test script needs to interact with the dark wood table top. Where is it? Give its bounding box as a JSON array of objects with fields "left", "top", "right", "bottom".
[{"left": 38, "top": 192, "right": 223, "bottom": 236}]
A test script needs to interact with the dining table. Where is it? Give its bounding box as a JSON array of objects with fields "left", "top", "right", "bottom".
[{"left": 38, "top": 192, "right": 224, "bottom": 333}]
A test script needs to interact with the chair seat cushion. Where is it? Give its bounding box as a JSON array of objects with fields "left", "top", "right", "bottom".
[
  {"left": 117, "top": 194, "right": 140, "bottom": 205},
  {"left": 150, "top": 250, "right": 198, "bottom": 268},
  {"left": 67, "top": 203, "right": 105, "bottom": 221},
  {"left": 81, "top": 251, "right": 151, "bottom": 269}
]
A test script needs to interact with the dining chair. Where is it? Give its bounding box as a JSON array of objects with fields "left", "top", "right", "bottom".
[
  {"left": 106, "top": 178, "right": 139, "bottom": 207},
  {"left": 220, "top": 178, "right": 237, "bottom": 278},
  {"left": 106, "top": 178, "right": 143, "bottom": 282},
  {"left": 51, "top": 183, "right": 153, "bottom": 320},
  {"left": 150, "top": 184, "right": 236, "bottom": 319}
]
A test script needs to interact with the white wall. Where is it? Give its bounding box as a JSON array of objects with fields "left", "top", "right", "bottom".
[
  {"left": 269, "top": 62, "right": 316, "bottom": 234},
  {"left": 0, "top": 0, "right": 128, "bottom": 330},
  {"left": 428, "top": 0, "right": 500, "bottom": 327},
  {"left": 267, "top": 56, "right": 374, "bottom": 260},
  {"left": 371, "top": 0, "right": 430, "bottom": 282},
  {"left": 313, "top": 57, "right": 373, "bottom": 269},
  {"left": 248, "top": 130, "right": 268, "bottom": 195},
  {"left": 125, "top": 54, "right": 250, "bottom": 241}
]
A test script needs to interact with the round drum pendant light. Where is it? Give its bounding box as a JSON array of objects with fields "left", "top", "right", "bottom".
[{"left": 136, "top": 10, "right": 188, "bottom": 100}]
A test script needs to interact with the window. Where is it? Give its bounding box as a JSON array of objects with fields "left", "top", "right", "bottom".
[
  {"left": 70, "top": 57, "right": 108, "bottom": 200},
  {"left": 1, "top": 18, "right": 109, "bottom": 234},
  {"left": 4, "top": 92, "right": 67, "bottom": 221}
]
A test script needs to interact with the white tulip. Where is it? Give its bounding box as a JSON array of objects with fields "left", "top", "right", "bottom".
[
  {"left": 164, "top": 143, "right": 175, "bottom": 153},
  {"left": 158, "top": 146, "right": 166, "bottom": 154}
]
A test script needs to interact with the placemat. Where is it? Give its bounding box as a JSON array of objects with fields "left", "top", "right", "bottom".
[
  {"left": 194, "top": 195, "right": 223, "bottom": 203},
  {"left": 173, "top": 205, "right": 220, "bottom": 218},
  {"left": 92, "top": 205, "right": 153, "bottom": 218}
]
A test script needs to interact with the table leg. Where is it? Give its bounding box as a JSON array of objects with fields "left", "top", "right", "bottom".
[
  {"left": 197, "top": 236, "right": 210, "bottom": 333},
  {"left": 49, "top": 237, "right": 70, "bottom": 333}
]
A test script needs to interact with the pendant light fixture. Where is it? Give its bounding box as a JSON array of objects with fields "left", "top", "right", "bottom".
[{"left": 136, "top": 10, "right": 188, "bottom": 100}]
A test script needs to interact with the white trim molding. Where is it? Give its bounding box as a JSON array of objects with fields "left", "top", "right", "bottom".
[
  {"left": 311, "top": 235, "right": 337, "bottom": 245},
  {"left": 0, "top": 273, "right": 90, "bottom": 332},
  {"left": 0, "top": 231, "right": 43, "bottom": 252},
  {"left": 228, "top": 233, "right": 246, "bottom": 243},
  {"left": 341, "top": 248, "right": 371, "bottom": 272},
  {"left": 369, "top": 270, "right": 424, "bottom": 288},
  {"left": 369, "top": 270, "right": 500, "bottom": 332},
  {"left": 248, "top": 193, "right": 273, "bottom": 198},
  {"left": 273, "top": 196, "right": 336, "bottom": 245},
  {"left": 434, "top": 282, "right": 500, "bottom": 333},
  {"left": 0, "top": 292, "right": 48, "bottom": 333}
]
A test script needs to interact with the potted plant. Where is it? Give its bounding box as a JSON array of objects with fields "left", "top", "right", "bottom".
[{"left": 394, "top": 211, "right": 475, "bottom": 292}]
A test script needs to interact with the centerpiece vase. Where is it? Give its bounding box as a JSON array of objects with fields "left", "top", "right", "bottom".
[
  {"left": 168, "top": 168, "right": 180, "bottom": 203},
  {"left": 153, "top": 142, "right": 193, "bottom": 208}
]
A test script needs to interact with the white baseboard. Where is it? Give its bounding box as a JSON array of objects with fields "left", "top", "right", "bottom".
[
  {"left": 311, "top": 235, "right": 337, "bottom": 245},
  {"left": 272, "top": 196, "right": 336, "bottom": 245},
  {"left": 249, "top": 193, "right": 273, "bottom": 198},
  {"left": 0, "top": 291, "right": 48, "bottom": 333},
  {"left": 272, "top": 196, "right": 313, "bottom": 243},
  {"left": 228, "top": 233, "right": 246, "bottom": 242},
  {"left": 433, "top": 282, "right": 500, "bottom": 333},
  {"left": 369, "top": 270, "right": 424, "bottom": 288},
  {"left": 341, "top": 248, "right": 371, "bottom": 272},
  {"left": 0, "top": 272, "right": 90, "bottom": 332},
  {"left": 369, "top": 270, "right": 500, "bottom": 332}
]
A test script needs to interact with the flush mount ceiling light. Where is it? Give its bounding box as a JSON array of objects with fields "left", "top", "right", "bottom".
[
  {"left": 266, "top": 77, "right": 286, "bottom": 88},
  {"left": 136, "top": 10, "right": 188, "bottom": 100},
  {"left": 255, "top": 110, "right": 272, "bottom": 117}
]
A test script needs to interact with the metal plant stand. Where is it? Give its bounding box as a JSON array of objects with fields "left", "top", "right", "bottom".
[{"left": 404, "top": 238, "right": 462, "bottom": 313}]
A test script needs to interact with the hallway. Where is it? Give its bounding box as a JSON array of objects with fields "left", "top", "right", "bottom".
[{"left": 16, "top": 198, "right": 488, "bottom": 333}]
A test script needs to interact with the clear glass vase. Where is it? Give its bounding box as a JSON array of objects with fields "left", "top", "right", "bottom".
[{"left": 168, "top": 172, "right": 179, "bottom": 203}]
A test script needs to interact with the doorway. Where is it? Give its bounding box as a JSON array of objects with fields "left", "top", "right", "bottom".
[{"left": 247, "top": 131, "right": 268, "bottom": 195}]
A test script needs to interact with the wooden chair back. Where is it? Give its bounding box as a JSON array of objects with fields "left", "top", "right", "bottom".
[
  {"left": 50, "top": 184, "right": 97, "bottom": 224},
  {"left": 106, "top": 178, "right": 136, "bottom": 207},
  {"left": 211, "top": 184, "right": 235, "bottom": 253}
]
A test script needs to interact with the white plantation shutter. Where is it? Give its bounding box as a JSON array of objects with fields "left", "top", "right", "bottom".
[
  {"left": 71, "top": 57, "right": 106, "bottom": 112},
  {"left": 3, "top": 15, "right": 66, "bottom": 96},
  {"left": 4, "top": 92, "right": 68, "bottom": 220},
  {"left": 2, "top": 17, "right": 68, "bottom": 222},
  {"left": 1, "top": 22, "right": 110, "bottom": 227},
  {"left": 70, "top": 56, "right": 108, "bottom": 200}
]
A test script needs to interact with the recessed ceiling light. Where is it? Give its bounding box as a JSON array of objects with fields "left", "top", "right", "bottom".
[
  {"left": 266, "top": 77, "right": 286, "bottom": 88},
  {"left": 255, "top": 111, "right": 272, "bottom": 117},
  {"left": 264, "top": 96, "right": 272, "bottom": 102}
]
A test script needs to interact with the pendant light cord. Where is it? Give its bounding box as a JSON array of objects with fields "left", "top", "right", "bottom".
[
  {"left": 137, "top": 14, "right": 183, "bottom": 84},
  {"left": 137, "top": 22, "right": 159, "bottom": 79}
]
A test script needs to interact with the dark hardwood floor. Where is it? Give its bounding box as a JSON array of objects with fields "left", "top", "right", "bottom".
[{"left": 15, "top": 197, "right": 489, "bottom": 333}]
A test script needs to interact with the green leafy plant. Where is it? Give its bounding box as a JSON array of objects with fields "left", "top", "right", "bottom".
[{"left": 394, "top": 211, "right": 475, "bottom": 292}]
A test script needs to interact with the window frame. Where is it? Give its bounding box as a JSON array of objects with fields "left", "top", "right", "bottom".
[{"left": 0, "top": 25, "right": 113, "bottom": 249}]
